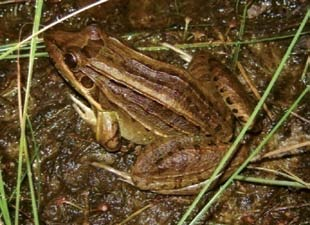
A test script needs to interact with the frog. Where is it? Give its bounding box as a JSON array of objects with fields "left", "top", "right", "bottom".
[{"left": 44, "top": 25, "right": 255, "bottom": 194}]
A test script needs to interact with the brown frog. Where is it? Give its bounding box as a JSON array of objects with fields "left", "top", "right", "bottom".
[{"left": 44, "top": 25, "right": 255, "bottom": 195}]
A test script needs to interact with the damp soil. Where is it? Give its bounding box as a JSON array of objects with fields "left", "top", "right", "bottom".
[{"left": 0, "top": 0, "right": 309, "bottom": 224}]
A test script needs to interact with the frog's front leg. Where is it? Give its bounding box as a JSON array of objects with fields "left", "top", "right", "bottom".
[{"left": 70, "top": 95, "right": 121, "bottom": 151}]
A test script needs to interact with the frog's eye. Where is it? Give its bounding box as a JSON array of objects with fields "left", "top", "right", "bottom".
[{"left": 64, "top": 52, "right": 78, "bottom": 69}]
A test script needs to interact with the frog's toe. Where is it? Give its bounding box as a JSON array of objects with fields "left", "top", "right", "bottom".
[{"left": 70, "top": 94, "right": 97, "bottom": 126}]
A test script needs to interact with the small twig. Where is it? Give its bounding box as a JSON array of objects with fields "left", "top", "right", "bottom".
[
  {"left": 183, "top": 17, "right": 192, "bottom": 41},
  {"left": 279, "top": 166, "right": 310, "bottom": 188},
  {"left": 237, "top": 61, "right": 274, "bottom": 120},
  {"left": 252, "top": 141, "right": 310, "bottom": 162},
  {"left": 137, "top": 31, "right": 310, "bottom": 52},
  {"left": 291, "top": 112, "right": 310, "bottom": 124},
  {"left": 247, "top": 166, "right": 310, "bottom": 188},
  {"left": 269, "top": 203, "right": 310, "bottom": 212},
  {"left": 0, "top": 0, "right": 32, "bottom": 5},
  {"left": 17, "top": 24, "right": 28, "bottom": 128},
  {"left": 301, "top": 55, "right": 309, "bottom": 82},
  {"left": 55, "top": 197, "right": 84, "bottom": 211},
  {"left": 117, "top": 203, "right": 153, "bottom": 225}
]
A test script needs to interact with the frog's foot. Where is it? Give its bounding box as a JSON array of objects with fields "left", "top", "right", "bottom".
[
  {"left": 70, "top": 94, "right": 97, "bottom": 127},
  {"left": 91, "top": 162, "right": 134, "bottom": 186}
]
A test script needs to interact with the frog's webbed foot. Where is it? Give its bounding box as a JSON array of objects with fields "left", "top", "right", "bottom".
[
  {"left": 70, "top": 94, "right": 121, "bottom": 151},
  {"left": 71, "top": 95, "right": 97, "bottom": 127}
]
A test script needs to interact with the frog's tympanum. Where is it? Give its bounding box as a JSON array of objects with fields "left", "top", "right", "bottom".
[{"left": 44, "top": 25, "right": 255, "bottom": 195}]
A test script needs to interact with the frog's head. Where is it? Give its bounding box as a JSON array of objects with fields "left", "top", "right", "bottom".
[{"left": 44, "top": 25, "right": 107, "bottom": 111}]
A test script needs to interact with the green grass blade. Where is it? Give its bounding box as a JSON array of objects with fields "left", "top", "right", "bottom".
[
  {"left": 0, "top": 40, "right": 45, "bottom": 52},
  {"left": 3, "top": 52, "right": 48, "bottom": 59},
  {"left": 14, "top": 0, "right": 43, "bottom": 224},
  {"left": 0, "top": 169, "right": 12, "bottom": 225},
  {"left": 235, "top": 175, "right": 309, "bottom": 189},
  {"left": 26, "top": 116, "right": 41, "bottom": 209},
  {"left": 232, "top": 2, "right": 248, "bottom": 66},
  {"left": 137, "top": 31, "right": 310, "bottom": 51}
]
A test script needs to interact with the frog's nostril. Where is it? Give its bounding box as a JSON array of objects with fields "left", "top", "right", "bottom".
[
  {"left": 226, "top": 97, "right": 233, "bottom": 105},
  {"left": 215, "top": 124, "right": 222, "bottom": 132},
  {"left": 80, "top": 76, "right": 94, "bottom": 89},
  {"left": 238, "top": 116, "right": 247, "bottom": 124},
  {"left": 219, "top": 87, "right": 225, "bottom": 93}
]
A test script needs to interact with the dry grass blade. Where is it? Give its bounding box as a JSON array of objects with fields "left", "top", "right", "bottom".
[
  {"left": 279, "top": 166, "right": 310, "bottom": 188},
  {"left": 91, "top": 162, "right": 134, "bottom": 185},
  {"left": 247, "top": 166, "right": 310, "bottom": 188},
  {"left": 117, "top": 204, "right": 153, "bottom": 225},
  {"left": 237, "top": 61, "right": 274, "bottom": 120},
  {"left": 291, "top": 112, "right": 310, "bottom": 123},
  {"left": 269, "top": 203, "right": 310, "bottom": 212},
  {"left": 0, "top": 0, "right": 31, "bottom": 5},
  {"left": 252, "top": 141, "right": 310, "bottom": 161}
]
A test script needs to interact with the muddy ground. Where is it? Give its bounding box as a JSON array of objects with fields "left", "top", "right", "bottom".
[{"left": 0, "top": 0, "right": 309, "bottom": 224}]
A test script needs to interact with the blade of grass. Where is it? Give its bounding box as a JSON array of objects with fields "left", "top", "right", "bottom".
[
  {"left": 0, "top": 168, "right": 12, "bottom": 225},
  {"left": 279, "top": 167, "right": 310, "bottom": 188},
  {"left": 1, "top": 31, "right": 309, "bottom": 60},
  {"left": 137, "top": 31, "right": 310, "bottom": 51},
  {"left": 235, "top": 0, "right": 241, "bottom": 13},
  {"left": 0, "top": 40, "right": 45, "bottom": 52},
  {"left": 117, "top": 204, "right": 153, "bottom": 225},
  {"left": 234, "top": 175, "right": 308, "bottom": 189},
  {"left": 178, "top": 8, "right": 310, "bottom": 225},
  {"left": 15, "top": 0, "right": 43, "bottom": 224},
  {"left": 3, "top": 52, "right": 48, "bottom": 59},
  {"left": 247, "top": 166, "right": 310, "bottom": 187},
  {"left": 26, "top": 116, "right": 41, "bottom": 209},
  {"left": 232, "top": 2, "right": 249, "bottom": 66},
  {"left": 252, "top": 141, "right": 310, "bottom": 161},
  {"left": 301, "top": 55, "right": 309, "bottom": 82},
  {"left": 11, "top": 1, "right": 111, "bottom": 224},
  {"left": 0, "top": 38, "right": 45, "bottom": 52}
]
